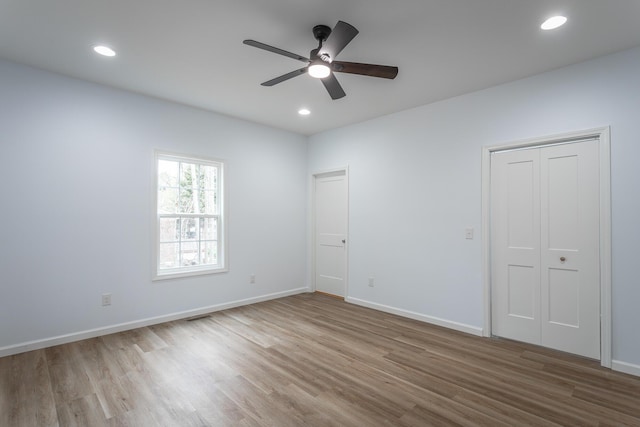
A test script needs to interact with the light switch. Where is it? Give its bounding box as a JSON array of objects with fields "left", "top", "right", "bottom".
[{"left": 465, "top": 228, "right": 474, "bottom": 240}]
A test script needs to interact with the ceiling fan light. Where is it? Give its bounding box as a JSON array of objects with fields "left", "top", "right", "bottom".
[{"left": 308, "top": 62, "right": 331, "bottom": 79}]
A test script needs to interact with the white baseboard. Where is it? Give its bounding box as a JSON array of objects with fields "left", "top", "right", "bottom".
[
  {"left": 345, "top": 297, "right": 484, "bottom": 337},
  {"left": 612, "top": 360, "right": 640, "bottom": 377},
  {"left": 0, "top": 287, "right": 311, "bottom": 358}
]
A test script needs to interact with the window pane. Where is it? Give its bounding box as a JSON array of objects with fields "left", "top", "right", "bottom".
[
  {"left": 181, "top": 241, "right": 199, "bottom": 266},
  {"left": 159, "top": 243, "right": 180, "bottom": 269},
  {"left": 158, "top": 160, "right": 179, "bottom": 188},
  {"left": 181, "top": 218, "right": 198, "bottom": 241},
  {"left": 172, "top": 162, "right": 217, "bottom": 214},
  {"left": 159, "top": 218, "right": 179, "bottom": 242},
  {"left": 201, "top": 165, "right": 217, "bottom": 190},
  {"left": 179, "top": 190, "right": 197, "bottom": 213},
  {"left": 200, "top": 190, "right": 217, "bottom": 214},
  {"left": 200, "top": 218, "right": 217, "bottom": 240},
  {"left": 158, "top": 188, "right": 178, "bottom": 214},
  {"left": 200, "top": 241, "right": 217, "bottom": 265},
  {"left": 180, "top": 162, "right": 200, "bottom": 187},
  {"left": 178, "top": 162, "right": 196, "bottom": 213}
]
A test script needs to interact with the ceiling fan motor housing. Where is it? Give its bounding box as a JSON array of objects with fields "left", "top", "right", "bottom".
[{"left": 312, "top": 25, "right": 332, "bottom": 43}]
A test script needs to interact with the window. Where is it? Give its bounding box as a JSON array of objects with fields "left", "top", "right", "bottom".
[{"left": 154, "top": 151, "right": 226, "bottom": 279}]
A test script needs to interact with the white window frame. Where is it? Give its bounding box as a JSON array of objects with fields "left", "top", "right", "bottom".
[{"left": 153, "top": 150, "right": 227, "bottom": 280}]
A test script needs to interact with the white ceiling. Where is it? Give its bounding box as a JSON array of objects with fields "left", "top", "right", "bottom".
[{"left": 2, "top": 0, "right": 640, "bottom": 136}]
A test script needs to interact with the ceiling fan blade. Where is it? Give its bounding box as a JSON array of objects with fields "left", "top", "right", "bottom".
[
  {"left": 320, "top": 21, "right": 358, "bottom": 61},
  {"left": 331, "top": 61, "right": 398, "bottom": 79},
  {"left": 261, "top": 68, "right": 308, "bottom": 86},
  {"left": 243, "top": 40, "right": 309, "bottom": 62},
  {"left": 321, "top": 73, "right": 346, "bottom": 100}
]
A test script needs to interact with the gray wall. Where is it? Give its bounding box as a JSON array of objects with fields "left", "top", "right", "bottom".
[
  {"left": 0, "top": 59, "right": 308, "bottom": 352},
  {"left": 308, "top": 47, "right": 640, "bottom": 370}
]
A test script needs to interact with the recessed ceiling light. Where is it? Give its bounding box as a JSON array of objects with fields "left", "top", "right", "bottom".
[
  {"left": 93, "top": 45, "right": 116, "bottom": 57},
  {"left": 298, "top": 108, "right": 311, "bottom": 116},
  {"left": 541, "top": 16, "right": 567, "bottom": 31}
]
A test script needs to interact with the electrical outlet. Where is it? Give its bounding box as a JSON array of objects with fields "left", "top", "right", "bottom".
[
  {"left": 249, "top": 274, "right": 256, "bottom": 284},
  {"left": 101, "top": 293, "right": 112, "bottom": 306},
  {"left": 368, "top": 277, "right": 375, "bottom": 287}
]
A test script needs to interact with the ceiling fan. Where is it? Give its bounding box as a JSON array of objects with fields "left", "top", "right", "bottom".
[{"left": 243, "top": 21, "right": 399, "bottom": 100}]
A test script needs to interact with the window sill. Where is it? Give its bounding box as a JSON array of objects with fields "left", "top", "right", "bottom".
[{"left": 152, "top": 266, "right": 228, "bottom": 281}]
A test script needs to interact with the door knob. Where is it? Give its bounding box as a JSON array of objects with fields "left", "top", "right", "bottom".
[
  {"left": 342, "top": 239, "right": 346, "bottom": 244},
  {"left": 560, "top": 256, "right": 566, "bottom": 262}
]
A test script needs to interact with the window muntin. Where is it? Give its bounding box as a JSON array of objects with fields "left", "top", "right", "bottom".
[{"left": 155, "top": 152, "right": 225, "bottom": 278}]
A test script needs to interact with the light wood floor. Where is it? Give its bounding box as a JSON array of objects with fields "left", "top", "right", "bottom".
[{"left": 2, "top": 293, "right": 640, "bottom": 426}]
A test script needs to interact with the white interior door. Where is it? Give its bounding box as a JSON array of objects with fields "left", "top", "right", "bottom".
[
  {"left": 491, "top": 140, "right": 600, "bottom": 359},
  {"left": 491, "top": 149, "right": 542, "bottom": 346},
  {"left": 540, "top": 141, "right": 600, "bottom": 358},
  {"left": 314, "top": 171, "right": 347, "bottom": 297}
]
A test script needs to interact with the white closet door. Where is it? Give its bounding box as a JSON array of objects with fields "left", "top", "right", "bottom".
[
  {"left": 540, "top": 141, "right": 600, "bottom": 359},
  {"left": 491, "top": 140, "right": 600, "bottom": 359},
  {"left": 491, "top": 149, "right": 541, "bottom": 345}
]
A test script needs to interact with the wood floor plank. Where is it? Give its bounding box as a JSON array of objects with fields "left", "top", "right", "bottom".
[
  {"left": 572, "top": 385, "right": 640, "bottom": 419},
  {"left": 452, "top": 390, "right": 563, "bottom": 427},
  {"left": 218, "top": 374, "right": 306, "bottom": 427},
  {"left": 385, "top": 350, "right": 599, "bottom": 426},
  {"left": 0, "top": 351, "right": 58, "bottom": 427},
  {"left": 97, "top": 333, "right": 148, "bottom": 376},
  {"left": 0, "top": 355, "right": 12, "bottom": 427},
  {"left": 175, "top": 380, "right": 247, "bottom": 425},
  {"left": 399, "top": 399, "right": 513, "bottom": 427},
  {"left": 2, "top": 292, "right": 640, "bottom": 426},
  {"left": 55, "top": 393, "right": 106, "bottom": 427},
  {"left": 47, "top": 357, "right": 95, "bottom": 407}
]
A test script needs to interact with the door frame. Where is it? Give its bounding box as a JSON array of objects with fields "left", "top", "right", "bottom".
[
  {"left": 311, "top": 166, "right": 350, "bottom": 297},
  {"left": 481, "top": 127, "right": 612, "bottom": 367}
]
